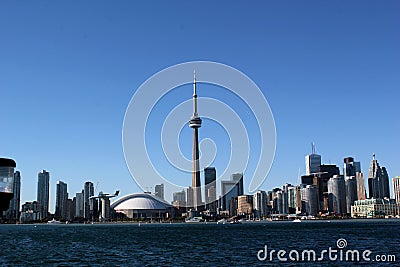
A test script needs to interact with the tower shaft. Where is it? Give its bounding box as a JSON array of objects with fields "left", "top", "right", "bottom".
[{"left": 192, "top": 128, "right": 202, "bottom": 210}]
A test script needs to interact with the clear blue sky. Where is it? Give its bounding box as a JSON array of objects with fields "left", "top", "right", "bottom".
[{"left": 1, "top": 1, "right": 399, "bottom": 211}]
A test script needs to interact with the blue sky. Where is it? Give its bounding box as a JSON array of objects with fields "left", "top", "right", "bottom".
[{"left": 1, "top": 1, "right": 399, "bottom": 211}]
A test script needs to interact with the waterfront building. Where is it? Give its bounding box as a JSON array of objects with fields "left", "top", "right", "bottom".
[
  {"left": 229, "top": 196, "right": 238, "bottom": 217},
  {"left": 83, "top": 181, "right": 94, "bottom": 220},
  {"left": 253, "top": 190, "right": 268, "bottom": 218},
  {"left": 204, "top": 167, "right": 217, "bottom": 212},
  {"left": 305, "top": 143, "right": 321, "bottom": 175},
  {"left": 20, "top": 201, "right": 41, "bottom": 223},
  {"left": 6, "top": 171, "right": 21, "bottom": 221},
  {"left": 275, "top": 190, "right": 283, "bottom": 214},
  {"left": 300, "top": 185, "right": 319, "bottom": 216},
  {"left": 351, "top": 198, "right": 398, "bottom": 218},
  {"left": 287, "top": 185, "right": 300, "bottom": 214},
  {"left": 0, "top": 158, "right": 16, "bottom": 214},
  {"left": 154, "top": 184, "right": 164, "bottom": 200},
  {"left": 237, "top": 195, "right": 253, "bottom": 215},
  {"left": 75, "top": 190, "right": 84, "bottom": 218},
  {"left": 189, "top": 71, "right": 202, "bottom": 211},
  {"left": 55, "top": 181, "right": 68, "bottom": 219},
  {"left": 67, "top": 198, "right": 74, "bottom": 221},
  {"left": 37, "top": 170, "right": 50, "bottom": 219},
  {"left": 368, "top": 154, "right": 390, "bottom": 199},
  {"left": 345, "top": 176, "right": 358, "bottom": 214},
  {"left": 111, "top": 192, "right": 174, "bottom": 219},
  {"left": 328, "top": 175, "right": 346, "bottom": 215}
]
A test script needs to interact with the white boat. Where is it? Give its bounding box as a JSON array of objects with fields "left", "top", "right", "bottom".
[
  {"left": 293, "top": 219, "right": 302, "bottom": 223},
  {"left": 185, "top": 217, "right": 202, "bottom": 223},
  {"left": 217, "top": 218, "right": 227, "bottom": 224},
  {"left": 47, "top": 218, "right": 63, "bottom": 224}
]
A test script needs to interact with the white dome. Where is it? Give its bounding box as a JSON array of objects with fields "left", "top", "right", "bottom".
[{"left": 111, "top": 193, "right": 172, "bottom": 211}]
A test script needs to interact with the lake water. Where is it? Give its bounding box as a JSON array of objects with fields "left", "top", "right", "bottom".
[{"left": 0, "top": 219, "right": 399, "bottom": 266}]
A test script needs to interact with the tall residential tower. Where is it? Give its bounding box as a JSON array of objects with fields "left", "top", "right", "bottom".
[{"left": 37, "top": 170, "right": 50, "bottom": 219}]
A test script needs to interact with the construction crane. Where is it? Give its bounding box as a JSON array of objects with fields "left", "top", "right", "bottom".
[{"left": 90, "top": 190, "right": 120, "bottom": 222}]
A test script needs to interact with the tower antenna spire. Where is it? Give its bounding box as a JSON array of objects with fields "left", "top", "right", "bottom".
[{"left": 193, "top": 67, "right": 198, "bottom": 116}]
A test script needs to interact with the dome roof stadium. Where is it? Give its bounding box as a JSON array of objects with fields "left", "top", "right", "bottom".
[{"left": 111, "top": 193, "right": 172, "bottom": 211}]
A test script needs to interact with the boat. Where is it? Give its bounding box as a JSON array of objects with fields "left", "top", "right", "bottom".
[
  {"left": 47, "top": 218, "right": 63, "bottom": 224},
  {"left": 217, "top": 218, "right": 227, "bottom": 224},
  {"left": 293, "top": 219, "right": 302, "bottom": 223},
  {"left": 185, "top": 217, "right": 202, "bottom": 223},
  {"left": 229, "top": 220, "right": 241, "bottom": 224}
]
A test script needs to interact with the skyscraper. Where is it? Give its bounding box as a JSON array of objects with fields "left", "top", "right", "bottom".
[
  {"left": 155, "top": 184, "right": 164, "bottom": 200},
  {"left": 221, "top": 173, "right": 244, "bottom": 214},
  {"left": 7, "top": 171, "right": 21, "bottom": 221},
  {"left": 237, "top": 195, "right": 253, "bottom": 215},
  {"left": 0, "top": 158, "right": 16, "bottom": 213},
  {"left": 356, "top": 172, "right": 367, "bottom": 201},
  {"left": 343, "top": 157, "right": 361, "bottom": 177},
  {"left": 253, "top": 190, "right": 268, "bottom": 218},
  {"left": 305, "top": 143, "right": 321, "bottom": 175},
  {"left": 368, "top": 154, "right": 390, "bottom": 199},
  {"left": 392, "top": 176, "right": 400, "bottom": 207},
  {"left": 328, "top": 175, "right": 346, "bottom": 215},
  {"left": 37, "top": 170, "right": 50, "bottom": 219},
  {"left": 231, "top": 173, "right": 244, "bottom": 196},
  {"left": 204, "top": 167, "right": 216, "bottom": 212},
  {"left": 301, "top": 185, "right": 319, "bottom": 216},
  {"left": 189, "top": 70, "right": 202, "bottom": 211},
  {"left": 83, "top": 181, "right": 94, "bottom": 220},
  {"left": 55, "top": 181, "right": 68, "bottom": 219},
  {"left": 345, "top": 176, "right": 358, "bottom": 214},
  {"left": 75, "top": 190, "right": 84, "bottom": 218}
]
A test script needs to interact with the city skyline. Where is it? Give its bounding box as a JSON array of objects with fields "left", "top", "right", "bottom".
[
  {"left": 6, "top": 151, "right": 398, "bottom": 220},
  {"left": 1, "top": 2, "right": 399, "bottom": 210}
]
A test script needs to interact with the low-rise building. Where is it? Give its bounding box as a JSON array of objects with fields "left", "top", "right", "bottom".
[{"left": 351, "top": 198, "right": 398, "bottom": 218}]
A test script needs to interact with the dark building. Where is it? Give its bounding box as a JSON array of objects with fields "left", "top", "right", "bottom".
[
  {"left": 55, "top": 181, "right": 68, "bottom": 219},
  {"left": 7, "top": 170, "right": 21, "bottom": 221},
  {"left": 37, "top": 170, "right": 50, "bottom": 219},
  {"left": 0, "top": 158, "right": 16, "bottom": 213},
  {"left": 204, "top": 167, "right": 217, "bottom": 212},
  {"left": 302, "top": 164, "right": 340, "bottom": 212}
]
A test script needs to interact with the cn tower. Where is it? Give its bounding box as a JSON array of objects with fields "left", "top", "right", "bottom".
[{"left": 189, "top": 70, "right": 202, "bottom": 211}]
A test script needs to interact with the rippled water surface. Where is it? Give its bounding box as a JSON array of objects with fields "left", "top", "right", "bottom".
[{"left": 0, "top": 220, "right": 399, "bottom": 266}]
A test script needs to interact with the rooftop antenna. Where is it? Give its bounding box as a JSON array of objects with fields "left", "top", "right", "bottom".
[{"left": 311, "top": 142, "right": 316, "bottom": 154}]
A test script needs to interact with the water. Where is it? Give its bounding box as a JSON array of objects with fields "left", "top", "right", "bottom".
[{"left": 0, "top": 220, "right": 399, "bottom": 266}]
